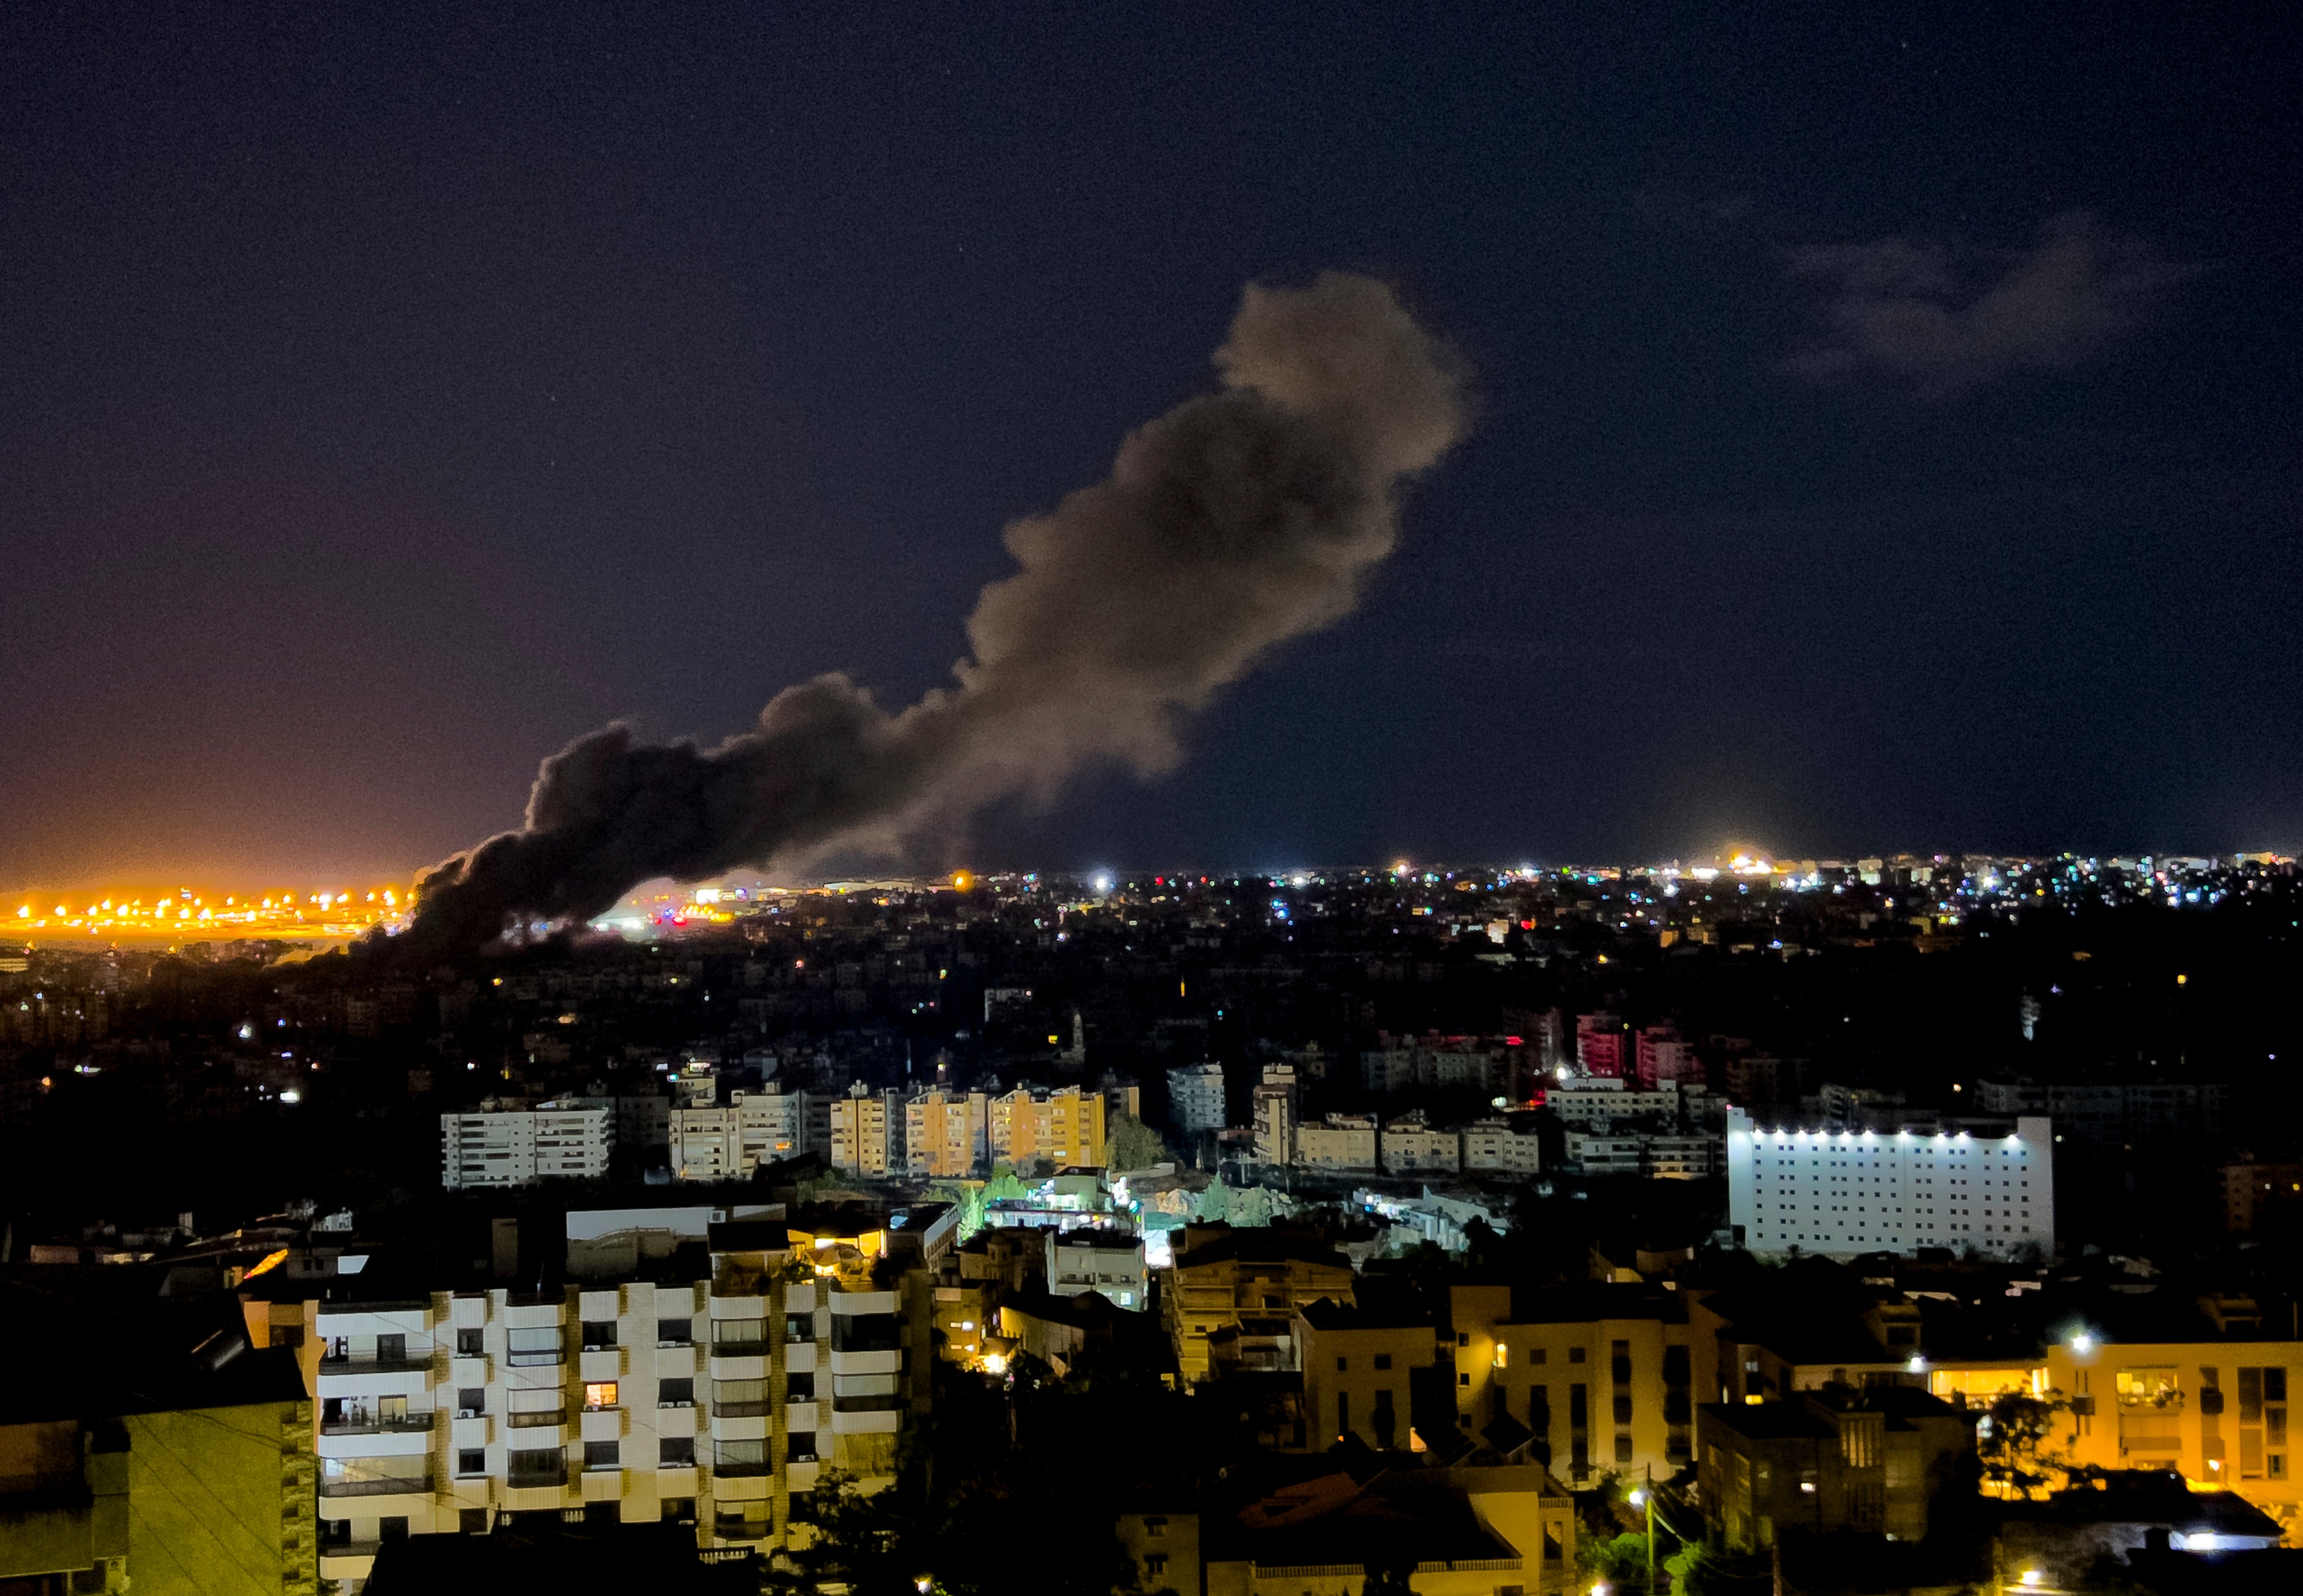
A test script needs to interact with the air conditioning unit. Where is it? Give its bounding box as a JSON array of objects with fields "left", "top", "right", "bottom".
[{"left": 456, "top": 1409, "right": 478, "bottom": 1419}]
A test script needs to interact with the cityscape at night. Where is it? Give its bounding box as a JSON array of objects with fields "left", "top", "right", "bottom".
[{"left": 4, "top": 6, "right": 2300, "bottom": 1596}]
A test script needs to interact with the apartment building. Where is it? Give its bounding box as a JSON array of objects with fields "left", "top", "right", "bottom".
[
  {"left": 275, "top": 1206, "right": 942, "bottom": 1590},
  {"left": 1293, "top": 1113, "right": 1378, "bottom": 1174},
  {"left": 1045, "top": 1229, "right": 1149, "bottom": 1310},
  {"left": 1, "top": 1278, "right": 318, "bottom": 1596},
  {"left": 1165, "top": 1225, "right": 1357, "bottom": 1384},
  {"left": 1450, "top": 1283, "right": 1695, "bottom": 1488},
  {"left": 989, "top": 1085, "right": 1107, "bottom": 1170},
  {"left": 1696, "top": 1387, "right": 1973, "bottom": 1549},
  {"left": 1294, "top": 1297, "right": 1443, "bottom": 1451},
  {"left": 1462, "top": 1118, "right": 1544, "bottom": 1177},
  {"left": 904, "top": 1089, "right": 989, "bottom": 1177},
  {"left": 1928, "top": 1327, "right": 2301, "bottom": 1526},
  {"left": 1566, "top": 1129, "right": 1719, "bottom": 1178},
  {"left": 1546, "top": 1078, "right": 1704, "bottom": 1127},
  {"left": 1380, "top": 1113, "right": 1462, "bottom": 1176},
  {"left": 440, "top": 1100, "right": 611, "bottom": 1190},
  {"left": 1251, "top": 1081, "right": 1294, "bottom": 1167},
  {"left": 1166, "top": 1062, "right": 1228, "bottom": 1136},
  {"left": 1726, "top": 1108, "right": 2056, "bottom": 1259},
  {"left": 668, "top": 1090, "right": 807, "bottom": 1182},
  {"left": 828, "top": 1086, "right": 903, "bottom": 1176}
]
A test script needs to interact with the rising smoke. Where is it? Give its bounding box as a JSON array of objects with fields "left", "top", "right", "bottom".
[{"left": 400, "top": 271, "right": 1468, "bottom": 956}]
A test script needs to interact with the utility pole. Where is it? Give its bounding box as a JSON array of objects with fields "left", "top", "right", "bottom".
[{"left": 1645, "top": 1464, "right": 1656, "bottom": 1593}]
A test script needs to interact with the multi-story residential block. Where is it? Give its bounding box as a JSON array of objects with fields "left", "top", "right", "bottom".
[
  {"left": 1975, "top": 1078, "right": 2228, "bottom": 1150},
  {"left": 1565, "top": 1129, "right": 1718, "bottom": 1178},
  {"left": 1576, "top": 1013, "right": 1626, "bottom": 1077},
  {"left": 904, "top": 1089, "right": 989, "bottom": 1177},
  {"left": 989, "top": 1085, "right": 1106, "bottom": 1170},
  {"left": 1, "top": 1281, "right": 318, "bottom": 1596},
  {"left": 1450, "top": 1283, "right": 1695, "bottom": 1487},
  {"left": 268, "top": 1204, "right": 946, "bottom": 1590},
  {"left": 668, "top": 1090, "right": 807, "bottom": 1182},
  {"left": 1696, "top": 1388, "right": 1973, "bottom": 1549},
  {"left": 1166, "top": 1062, "right": 1229, "bottom": 1136},
  {"left": 1634, "top": 1023, "right": 1700, "bottom": 1089},
  {"left": 1358, "top": 1046, "right": 1415, "bottom": 1094},
  {"left": 1379, "top": 1113, "right": 1461, "bottom": 1176},
  {"left": 1291, "top": 1114, "right": 1377, "bottom": 1174},
  {"left": 1045, "top": 1229, "right": 1149, "bottom": 1310},
  {"left": 1462, "top": 1117, "right": 1544, "bottom": 1177},
  {"left": 1165, "top": 1225, "right": 1357, "bottom": 1384},
  {"left": 2222, "top": 1157, "right": 2303, "bottom": 1233},
  {"left": 1726, "top": 1108, "right": 2056, "bottom": 1259},
  {"left": 1928, "top": 1326, "right": 2301, "bottom": 1526},
  {"left": 828, "top": 1086, "right": 902, "bottom": 1175},
  {"left": 1545, "top": 1078, "right": 1704, "bottom": 1127},
  {"left": 1294, "top": 1297, "right": 1442, "bottom": 1451},
  {"left": 1251, "top": 1080, "right": 1294, "bottom": 1168},
  {"left": 440, "top": 1100, "right": 610, "bottom": 1190}
]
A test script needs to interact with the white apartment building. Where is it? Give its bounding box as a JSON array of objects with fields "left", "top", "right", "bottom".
[
  {"left": 669, "top": 1090, "right": 807, "bottom": 1183},
  {"left": 1545, "top": 1078, "right": 1707, "bottom": 1128},
  {"left": 1380, "top": 1114, "right": 1462, "bottom": 1176},
  {"left": 291, "top": 1208, "right": 940, "bottom": 1591},
  {"left": 1727, "top": 1107, "right": 2056, "bottom": 1258},
  {"left": 1359, "top": 1046, "right": 1415, "bottom": 1094},
  {"left": 1045, "top": 1229, "right": 1149, "bottom": 1310},
  {"left": 440, "top": 1100, "right": 610, "bottom": 1190},
  {"left": 1166, "top": 1062, "right": 1228, "bottom": 1135},
  {"left": 1461, "top": 1117, "right": 1543, "bottom": 1177},
  {"left": 1566, "top": 1129, "right": 1719, "bottom": 1178}
]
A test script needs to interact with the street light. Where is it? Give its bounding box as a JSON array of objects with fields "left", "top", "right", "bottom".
[{"left": 1632, "top": 1467, "right": 1655, "bottom": 1591}]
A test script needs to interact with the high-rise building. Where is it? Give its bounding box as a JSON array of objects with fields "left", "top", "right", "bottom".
[
  {"left": 440, "top": 1100, "right": 611, "bottom": 1190},
  {"left": 1166, "top": 1062, "right": 1228, "bottom": 1136},
  {"left": 1250, "top": 1081, "right": 1295, "bottom": 1168},
  {"left": 1726, "top": 1108, "right": 2056, "bottom": 1259},
  {"left": 904, "top": 1089, "right": 989, "bottom": 1177},
  {"left": 1634, "top": 1024, "right": 1700, "bottom": 1089}
]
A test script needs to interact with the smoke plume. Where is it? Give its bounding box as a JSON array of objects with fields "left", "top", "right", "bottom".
[{"left": 402, "top": 271, "right": 1467, "bottom": 956}]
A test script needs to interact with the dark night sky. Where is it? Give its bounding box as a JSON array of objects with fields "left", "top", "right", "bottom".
[{"left": 3, "top": 3, "right": 2298, "bottom": 887}]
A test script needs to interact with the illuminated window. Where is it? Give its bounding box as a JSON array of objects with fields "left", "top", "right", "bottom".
[{"left": 584, "top": 1381, "right": 619, "bottom": 1410}]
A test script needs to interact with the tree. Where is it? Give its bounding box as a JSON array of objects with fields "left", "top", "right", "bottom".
[
  {"left": 1977, "top": 1389, "right": 2082, "bottom": 1498},
  {"left": 1102, "top": 1113, "right": 1170, "bottom": 1172}
]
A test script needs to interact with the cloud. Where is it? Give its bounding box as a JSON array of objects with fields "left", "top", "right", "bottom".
[{"left": 1784, "top": 211, "right": 2184, "bottom": 397}]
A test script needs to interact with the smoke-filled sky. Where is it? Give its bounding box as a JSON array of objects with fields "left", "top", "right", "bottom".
[{"left": 3, "top": 6, "right": 2298, "bottom": 887}]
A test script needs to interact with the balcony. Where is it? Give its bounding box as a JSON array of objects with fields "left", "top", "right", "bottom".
[
  {"left": 506, "top": 1463, "right": 568, "bottom": 1490},
  {"left": 318, "top": 1474, "right": 434, "bottom": 1499},
  {"left": 319, "top": 1353, "right": 432, "bottom": 1376},
  {"left": 712, "top": 1458, "right": 773, "bottom": 1478},
  {"left": 506, "top": 1410, "right": 568, "bottom": 1429},
  {"left": 506, "top": 1348, "right": 567, "bottom": 1368},
  {"left": 321, "top": 1413, "right": 437, "bottom": 1437}
]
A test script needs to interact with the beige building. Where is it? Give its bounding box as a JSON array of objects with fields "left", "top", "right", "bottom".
[
  {"left": 990, "top": 1085, "right": 1107, "bottom": 1170},
  {"left": 905, "top": 1089, "right": 989, "bottom": 1177},
  {"left": 1451, "top": 1283, "right": 1695, "bottom": 1488},
  {"left": 1928, "top": 1322, "right": 2301, "bottom": 1529},
  {"left": 1379, "top": 1113, "right": 1461, "bottom": 1176},
  {"left": 1166, "top": 1225, "right": 1357, "bottom": 1384},
  {"left": 828, "top": 1086, "right": 902, "bottom": 1175},
  {"left": 1461, "top": 1117, "right": 1543, "bottom": 1177},
  {"left": 440, "top": 1100, "right": 610, "bottom": 1190},
  {"left": 1295, "top": 1298, "right": 1443, "bottom": 1451},
  {"left": 1293, "top": 1114, "right": 1378, "bottom": 1174}
]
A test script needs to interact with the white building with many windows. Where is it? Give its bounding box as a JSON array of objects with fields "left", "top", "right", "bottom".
[
  {"left": 275, "top": 1205, "right": 947, "bottom": 1591},
  {"left": 668, "top": 1090, "right": 808, "bottom": 1183},
  {"left": 440, "top": 1100, "right": 611, "bottom": 1190},
  {"left": 1165, "top": 1062, "right": 1228, "bottom": 1136},
  {"left": 1727, "top": 1107, "right": 2055, "bottom": 1258}
]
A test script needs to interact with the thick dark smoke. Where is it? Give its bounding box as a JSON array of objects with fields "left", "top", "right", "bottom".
[{"left": 401, "top": 272, "right": 1467, "bottom": 956}]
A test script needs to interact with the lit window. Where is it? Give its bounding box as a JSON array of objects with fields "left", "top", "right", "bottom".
[{"left": 584, "top": 1381, "right": 619, "bottom": 1410}]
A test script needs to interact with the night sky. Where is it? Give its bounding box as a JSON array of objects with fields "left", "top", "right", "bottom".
[{"left": 5, "top": 5, "right": 2297, "bottom": 887}]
